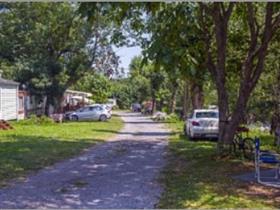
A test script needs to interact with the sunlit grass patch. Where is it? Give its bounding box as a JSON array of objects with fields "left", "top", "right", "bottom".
[
  {"left": 0, "top": 116, "right": 123, "bottom": 186},
  {"left": 158, "top": 119, "right": 278, "bottom": 208}
]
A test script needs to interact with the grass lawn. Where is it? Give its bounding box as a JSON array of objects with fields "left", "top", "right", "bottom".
[
  {"left": 0, "top": 116, "right": 123, "bottom": 186},
  {"left": 158, "top": 119, "right": 280, "bottom": 208}
]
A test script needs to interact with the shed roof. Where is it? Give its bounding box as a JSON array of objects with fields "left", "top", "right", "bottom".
[
  {"left": 65, "top": 89, "right": 92, "bottom": 97},
  {"left": 0, "top": 78, "right": 19, "bottom": 86}
]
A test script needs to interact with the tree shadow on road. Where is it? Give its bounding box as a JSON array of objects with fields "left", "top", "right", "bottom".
[
  {"left": 92, "top": 129, "right": 176, "bottom": 137},
  {"left": 0, "top": 134, "right": 101, "bottom": 187},
  {"left": 0, "top": 138, "right": 168, "bottom": 209},
  {"left": 124, "top": 121, "right": 172, "bottom": 124}
]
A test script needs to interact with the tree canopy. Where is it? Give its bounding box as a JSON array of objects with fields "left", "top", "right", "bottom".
[{"left": 0, "top": 2, "right": 119, "bottom": 111}]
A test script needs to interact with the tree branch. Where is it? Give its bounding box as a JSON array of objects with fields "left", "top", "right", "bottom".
[
  {"left": 198, "top": 3, "right": 216, "bottom": 79},
  {"left": 225, "top": 2, "right": 235, "bottom": 20},
  {"left": 250, "top": 3, "right": 274, "bottom": 88}
]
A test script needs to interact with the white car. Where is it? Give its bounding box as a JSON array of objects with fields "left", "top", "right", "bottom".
[{"left": 184, "top": 109, "right": 219, "bottom": 140}]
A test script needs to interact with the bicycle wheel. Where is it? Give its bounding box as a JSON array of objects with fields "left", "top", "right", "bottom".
[{"left": 242, "top": 137, "right": 254, "bottom": 159}]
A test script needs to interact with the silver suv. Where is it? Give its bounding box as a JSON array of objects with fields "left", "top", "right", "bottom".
[{"left": 68, "top": 105, "right": 111, "bottom": 121}]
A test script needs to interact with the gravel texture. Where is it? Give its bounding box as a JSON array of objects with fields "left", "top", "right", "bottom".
[{"left": 0, "top": 112, "right": 169, "bottom": 209}]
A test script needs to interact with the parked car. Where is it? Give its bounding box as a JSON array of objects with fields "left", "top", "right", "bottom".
[
  {"left": 66, "top": 105, "right": 111, "bottom": 121},
  {"left": 141, "top": 101, "right": 153, "bottom": 115},
  {"left": 92, "top": 104, "right": 112, "bottom": 118},
  {"left": 184, "top": 109, "right": 219, "bottom": 140},
  {"left": 131, "top": 103, "right": 141, "bottom": 112}
]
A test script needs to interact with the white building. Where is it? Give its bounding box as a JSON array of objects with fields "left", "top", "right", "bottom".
[{"left": 0, "top": 78, "right": 19, "bottom": 120}]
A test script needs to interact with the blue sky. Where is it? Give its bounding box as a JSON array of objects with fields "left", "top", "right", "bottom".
[{"left": 115, "top": 46, "right": 142, "bottom": 75}]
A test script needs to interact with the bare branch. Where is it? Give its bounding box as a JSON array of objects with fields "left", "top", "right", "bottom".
[
  {"left": 247, "top": 3, "right": 257, "bottom": 39},
  {"left": 272, "top": 13, "right": 280, "bottom": 32},
  {"left": 250, "top": 3, "right": 274, "bottom": 86},
  {"left": 198, "top": 2, "right": 212, "bottom": 16},
  {"left": 224, "top": 2, "right": 235, "bottom": 20},
  {"left": 220, "top": 3, "right": 226, "bottom": 17},
  {"left": 198, "top": 3, "right": 216, "bottom": 78},
  {"left": 240, "top": 3, "right": 259, "bottom": 81}
]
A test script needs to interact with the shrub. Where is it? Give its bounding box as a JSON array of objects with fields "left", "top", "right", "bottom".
[
  {"left": 18, "top": 115, "right": 55, "bottom": 125},
  {"left": 165, "top": 113, "right": 180, "bottom": 122}
]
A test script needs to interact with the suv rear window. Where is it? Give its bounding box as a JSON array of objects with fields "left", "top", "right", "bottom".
[{"left": 196, "top": 112, "right": 218, "bottom": 118}]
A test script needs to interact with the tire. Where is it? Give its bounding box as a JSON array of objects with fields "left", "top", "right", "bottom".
[
  {"left": 189, "top": 129, "right": 195, "bottom": 141},
  {"left": 71, "top": 115, "right": 79, "bottom": 121},
  {"left": 242, "top": 137, "right": 254, "bottom": 160},
  {"left": 183, "top": 125, "right": 187, "bottom": 136},
  {"left": 99, "top": 114, "right": 107, "bottom": 122}
]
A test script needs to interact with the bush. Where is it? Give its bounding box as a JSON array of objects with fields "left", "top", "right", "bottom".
[
  {"left": 112, "top": 105, "right": 119, "bottom": 110},
  {"left": 18, "top": 115, "right": 55, "bottom": 125},
  {"left": 165, "top": 113, "right": 180, "bottom": 122}
]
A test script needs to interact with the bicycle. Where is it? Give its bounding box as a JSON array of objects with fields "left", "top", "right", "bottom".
[{"left": 232, "top": 126, "right": 254, "bottom": 159}]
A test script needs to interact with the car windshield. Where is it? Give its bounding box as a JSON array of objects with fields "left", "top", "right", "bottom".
[{"left": 196, "top": 112, "right": 218, "bottom": 118}]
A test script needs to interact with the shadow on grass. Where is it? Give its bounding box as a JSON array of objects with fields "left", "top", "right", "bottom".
[
  {"left": 0, "top": 134, "right": 102, "bottom": 186},
  {"left": 158, "top": 122, "right": 279, "bottom": 208}
]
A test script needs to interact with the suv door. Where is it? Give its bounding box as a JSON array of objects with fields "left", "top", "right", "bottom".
[
  {"left": 91, "top": 106, "right": 103, "bottom": 120},
  {"left": 78, "top": 107, "right": 90, "bottom": 120}
]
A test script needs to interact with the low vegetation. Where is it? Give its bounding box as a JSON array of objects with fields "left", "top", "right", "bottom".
[
  {"left": 158, "top": 119, "right": 280, "bottom": 208},
  {"left": 0, "top": 116, "right": 123, "bottom": 187}
]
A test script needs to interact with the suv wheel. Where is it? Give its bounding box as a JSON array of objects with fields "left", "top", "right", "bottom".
[
  {"left": 183, "top": 125, "right": 188, "bottom": 136},
  {"left": 99, "top": 115, "right": 107, "bottom": 122},
  {"left": 189, "top": 129, "right": 195, "bottom": 141},
  {"left": 72, "top": 115, "right": 79, "bottom": 121}
]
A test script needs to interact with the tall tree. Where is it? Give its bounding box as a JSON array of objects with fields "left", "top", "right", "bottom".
[
  {"left": 200, "top": 3, "right": 280, "bottom": 152},
  {"left": 143, "top": 3, "right": 208, "bottom": 111},
  {"left": 0, "top": 3, "right": 119, "bottom": 113}
]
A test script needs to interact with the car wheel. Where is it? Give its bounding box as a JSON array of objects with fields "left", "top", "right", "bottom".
[
  {"left": 183, "top": 125, "right": 188, "bottom": 136},
  {"left": 72, "top": 115, "right": 79, "bottom": 121},
  {"left": 99, "top": 114, "right": 107, "bottom": 122},
  {"left": 189, "top": 129, "right": 195, "bottom": 141}
]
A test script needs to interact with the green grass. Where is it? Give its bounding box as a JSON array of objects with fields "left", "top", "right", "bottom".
[
  {"left": 0, "top": 116, "right": 123, "bottom": 186},
  {"left": 158, "top": 120, "right": 279, "bottom": 208}
]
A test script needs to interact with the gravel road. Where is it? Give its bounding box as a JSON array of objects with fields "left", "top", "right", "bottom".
[{"left": 0, "top": 112, "right": 169, "bottom": 208}]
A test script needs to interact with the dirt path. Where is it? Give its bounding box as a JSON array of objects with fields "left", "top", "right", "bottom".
[{"left": 0, "top": 112, "right": 170, "bottom": 208}]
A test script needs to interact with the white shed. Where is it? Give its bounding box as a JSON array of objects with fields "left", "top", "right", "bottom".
[{"left": 0, "top": 78, "right": 19, "bottom": 120}]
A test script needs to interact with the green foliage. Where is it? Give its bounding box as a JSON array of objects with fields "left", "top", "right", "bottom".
[
  {"left": 17, "top": 115, "right": 54, "bottom": 125},
  {"left": 0, "top": 3, "right": 119, "bottom": 110},
  {"left": 165, "top": 113, "right": 180, "bottom": 122},
  {"left": 73, "top": 73, "right": 112, "bottom": 104},
  {"left": 111, "top": 56, "right": 170, "bottom": 109},
  {"left": 111, "top": 78, "right": 135, "bottom": 109},
  {"left": 247, "top": 31, "right": 280, "bottom": 123}
]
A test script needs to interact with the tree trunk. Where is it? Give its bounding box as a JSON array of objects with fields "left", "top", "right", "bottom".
[
  {"left": 151, "top": 96, "right": 156, "bottom": 115},
  {"left": 169, "top": 87, "right": 178, "bottom": 114},
  {"left": 44, "top": 92, "right": 64, "bottom": 116},
  {"left": 44, "top": 96, "right": 52, "bottom": 116},
  {"left": 158, "top": 98, "right": 163, "bottom": 111},
  {"left": 182, "top": 79, "right": 190, "bottom": 119},
  {"left": 190, "top": 82, "right": 204, "bottom": 109},
  {"left": 200, "top": 2, "right": 279, "bottom": 155}
]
